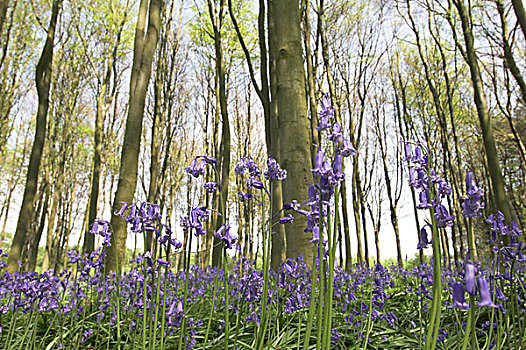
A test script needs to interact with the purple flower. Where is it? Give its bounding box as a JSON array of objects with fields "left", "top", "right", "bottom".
[
  {"left": 317, "top": 93, "right": 333, "bottom": 131},
  {"left": 465, "top": 263, "right": 477, "bottom": 296},
  {"left": 333, "top": 154, "right": 344, "bottom": 182},
  {"left": 214, "top": 224, "right": 237, "bottom": 249},
  {"left": 340, "top": 138, "right": 357, "bottom": 157},
  {"left": 156, "top": 258, "right": 170, "bottom": 267},
  {"left": 434, "top": 204, "right": 455, "bottom": 228},
  {"left": 449, "top": 283, "right": 470, "bottom": 309},
  {"left": 114, "top": 202, "right": 129, "bottom": 217},
  {"left": 246, "top": 177, "right": 264, "bottom": 190},
  {"left": 403, "top": 143, "right": 412, "bottom": 161},
  {"left": 462, "top": 170, "right": 484, "bottom": 218},
  {"left": 238, "top": 192, "right": 253, "bottom": 201},
  {"left": 185, "top": 157, "right": 206, "bottom": 178},
  {"left": 203, "top": 181, "right": 220, "bottom": 193},
  {"left": 278, "top": 214, "right": 294, "bottom": 224},
  {"left": 477, "top": 277, "right": 498, "bottom": 308},
  {"left": 328, "top": 123, "right": 343, "bottom": 143},
  {"left": 417, "top": 227, "right": 432, "bottom": 249},
  {"left": 264, "top": 157, "right": 287, "bottom": 181}
]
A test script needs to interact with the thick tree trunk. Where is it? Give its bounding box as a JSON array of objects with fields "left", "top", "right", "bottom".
[
  {"left": 106, "top": 0, "right": 161, "bottom": 273},
  {"left": 6, "top": 0, "right": 61, "bottom": 273},
  {"left": 272, "top": 0, "right": 312, "bottom": 265}
]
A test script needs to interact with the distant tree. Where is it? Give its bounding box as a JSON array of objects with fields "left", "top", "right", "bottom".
[{"left": 7, "top": 0, "right": 62, "bottom": 273}]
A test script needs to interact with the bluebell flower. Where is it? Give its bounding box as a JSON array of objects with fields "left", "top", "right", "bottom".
[
  {"left": 340, "top": 138, "right": 357, "bottom": 157},
  {"left": 264, "top": 157, "right": 287, "bottom": 181},
  {"left": 214, "top": 224, "right": 237, "bottom": 249},
  {"left": 317, "top": 93, "right": 333, "bottom": 131},
  {"left": 477, "top": 277, "right": 498, "bottom": 308},
  {"left": 417, "top": 227, "right": 432, "bottom": 249},
  {"left": 238, "top": 191, "right": 253, "bottom": 201},
  {"left": 278, "top": 214, "right": 294, "bottom": 224},
  {"left": 449, "top": 283, "right": 470, "bottom": 309},
  {"left": 465, "top": 262, "right": 477, "bottom": 296},
  {"left": 434, "top": 204, "right": 455, "bottom": 228},
  {"left": 203, "top": 181, "right": 220, "bottom": 193},
  {"left": 462, "top": 170, "right": 484, "bottom": 218},
  {"left": 185, "top": 157, "right": 206, "bottom": 178}
]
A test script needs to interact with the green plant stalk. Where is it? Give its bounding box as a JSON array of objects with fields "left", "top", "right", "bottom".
[
  {"left": 141, "top": 264, "right": 148, "bottom": 350},
  {"left": 151, "top": 265, "right": 163, "bottom": 349},
  {"left": 203, "top": 264, "right": 220, "bottom": 345},
  {"left": 142, "top": 229, "right": 148, "bottom": 350},
  {"left": 424, "top": 208, "right": 442, "bottom": 350},
  {"left": 362, "top": 282, "right": 374, "bottom": 348},
  {"left": 302, "top": 244, "right": 319, "bottom": 350},
  {"left": 321, "top": 206, "right": 332, "bottom": 349},
  {"left": 461, "top": 296, "right": 474, "bottom": 350},
  {"left": 159, "top": 246, "right": 170, "bottom": 350},
  {"left": 16, "top": 307, "right": 35, "bottom": 350},
  {"left": 6, "top": 302, "right": 17, "bottom": 347},
  {"left": 256, "top": 193, "right": 270, "bottom": 350},
  {"left": 112, "top": 242, "right": 122, "bottom": 350},
  {"left": 323, "top": 185, "right": 340, "bottom": 349},
  {"left": 178, "top": 230, "right": 193, "bottom": 350},
  {"left": 223, "top": 246, "right": 231, "bottom": 350},
  {"left": 316, "top": 203, "right": 325, "bottom": 350},
  {"left": 462, "top": 218, "right": 476, "bottom": 350}
]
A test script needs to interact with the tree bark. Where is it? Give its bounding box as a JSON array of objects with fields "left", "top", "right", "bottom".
[
  {"left": 6, "top": 0, "right": 61, "bottom": 273},
  {"left": 271, "top": 0, "right": 312, "bottom": 265},
  {"left": 106, "top": 0, "right": 161, "bottom": 273},
  {"left": 511, "top": 0, "right": 526, "bottom": 41}
]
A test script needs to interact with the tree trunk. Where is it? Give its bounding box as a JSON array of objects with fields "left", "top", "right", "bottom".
[
  {"left": 272, "top": 0, "right": 312, "bottom": 265},
  {"left": 454, "top": 0, "right": 515, "bottom": 222},
  {"left": 6, "top": 0, "right": 61, "bottom": 273},
  {"left": 511, "top": 0, "right": 526, "bottom": 41},
  {"left": 208, "top": 0, "right": 231, "bottom": 268},
  {"left": 106, "top": 0, "right": 161, "bottom": 273},
  {"left": 84, "top": 5, "right": 123, "bottom": 254}
]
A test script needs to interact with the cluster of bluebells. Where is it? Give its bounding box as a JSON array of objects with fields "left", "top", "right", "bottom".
[
  {"left": 184, "top": 153, "right": 239, "bottom": 250},
  {"left": 449, "top": 262, "right": 500, "bottom": 310},
  {"left": 403, "top": 143, "right": 454, "bottom": 248},
  {"left": 287, "top": 93, "right": 356, "bottom": 245},
  {"left": 235, "top": 156, "right": 287, "bottom": 200},
  {"left": 180, "top": 206, "right": 211, "bottom": 236},
  {"left": 486, "top": 211, "right": 525, "bottom": 263},
  {"left": 461, "top": 170, "right": 484, "bottom": 218},
  {"left": 113, "top": 201, "right": 181, "bottom": 253}
]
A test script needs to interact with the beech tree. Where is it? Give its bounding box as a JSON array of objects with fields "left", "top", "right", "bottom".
[
  {"left": 6, "top": 0, "right": 62, "bottom": 273},
  {"left": 106, "top": 0, "right": 161, "bottom": 273}
]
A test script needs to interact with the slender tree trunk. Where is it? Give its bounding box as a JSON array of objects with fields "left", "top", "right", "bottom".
[
  {"left": 0, "top": 0, "right": 9, "bottom": 36},
  {"left": 209, "top": 0, "right": 231, "bottom": 268},
  {"left": 453, "top": 0, "right": 515, "bottom": 222},
  {"left": 106, "top": 0, "right": 161, "bottom": 273},
  {"left": 27, "top": 182, "right": 49, "bottom": 272},
  {"left": 84, "top": 4, "right": 123, "bottom": 254},
  {"left": 6, "top": 0, "right": 61, "bottom": 273}
]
